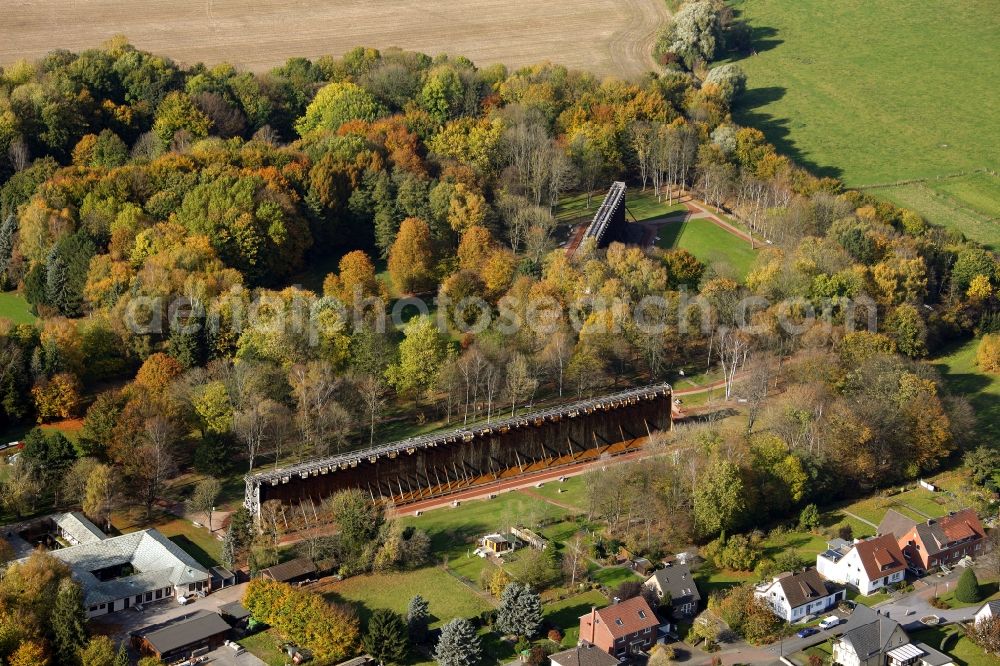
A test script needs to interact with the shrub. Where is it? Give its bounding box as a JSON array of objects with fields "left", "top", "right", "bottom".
[{"left": 954, "top": 568, "right": 982, "bottom": 603}]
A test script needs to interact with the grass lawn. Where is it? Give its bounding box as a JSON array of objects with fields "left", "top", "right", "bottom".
[
  {"left": 845, "top": 588, "right": 891, "bottom": 607},
  {"left": 401, "top": 492, "right": 567, "bottom": 583},
  {"left": 759, "top": 528, "right": 830, "bottom": 562},
  {"left": 655, "top": 217, "right": 756, "bottom": 280},
  {"left": 934, "top": 579, "right": 1000, "bottom": 609},
  {"left": 556, "top": 191, "right": 686, "bottom": 226},
  {"left": 114, "top": 509, "right": 223, "bottom": 568},
  {"left": 519, "top": 476, "right": 590, "bottom": 513},
  {"left": 932, "top": 338, "right": 1000, "bottom": 441},
  {"left": 693, "top": 565, "right": 754, "bottom": 596},
  {"left": 730, "top": 0, "right": 999, "bottom": 187},
  {"left": 590, "top": 566, "right": 642, "bottom": 588},
  {"left": 0, "top": 292, "right": 36, "bottom": 325},
  {"left": 238, "top": 629, "right": 288, "bottom": 666},
  {"left": 909, "top": 626, "right": 995, "bottom": 666},
  {"left": 876, "top": 173, "right": 1000, "bottom": 250},
  {"left": 544, "top": 590, "right": 609, "bottom": 646},
  {"left": 321, "top": 566, "right": 493, "bottom": 628}
]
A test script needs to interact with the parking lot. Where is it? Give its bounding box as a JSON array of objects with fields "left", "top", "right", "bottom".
[{"left": 91, "top": 583, "right": 250, "bottom": 645}]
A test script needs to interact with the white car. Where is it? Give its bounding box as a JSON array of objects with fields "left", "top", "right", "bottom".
[
  {"left": 177, "top": 595, "right": 191, "bottom": 605},
  {"left": 818, "top": 616, "right": 840, "bottom": 630}
]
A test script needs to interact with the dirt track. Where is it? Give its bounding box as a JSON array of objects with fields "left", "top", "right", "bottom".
[{"left": 3, "top": 0, "right": 668, "bottom": 79}]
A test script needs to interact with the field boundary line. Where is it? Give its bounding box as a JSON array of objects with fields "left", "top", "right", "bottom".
[{"left": 856, "top": 167, "right": 997, "bottom": 190}]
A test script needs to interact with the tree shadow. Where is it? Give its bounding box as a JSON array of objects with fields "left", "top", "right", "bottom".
[
  {"left": 732, "top": 87, "right": 844, "bottom": 180},
  {"left": 730, "top": 25, "right": 783, "bottom": 60}
]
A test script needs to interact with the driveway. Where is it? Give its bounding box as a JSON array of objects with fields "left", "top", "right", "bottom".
[{"left": 90, "top": 583, "right": 250, "bottom": 644}]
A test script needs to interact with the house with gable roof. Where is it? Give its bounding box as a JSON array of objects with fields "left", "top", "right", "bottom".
[
  {"left": 832, "top": 604, "right": 955, "bottom": 666},
  {"left": 578, "top": 596, "right": 660, "bottom": 658},
  {"left": 643, "top": 561, "right": 701, "bottom": 617},
  {"left": 880, "top": 508, "right": 986, "bottom": 573},
  {"left": 753, "top": 568, "right": 845, "bottom": 622},
  {"left": 816, "top": 534, "right": 906, "bottom": 595}
]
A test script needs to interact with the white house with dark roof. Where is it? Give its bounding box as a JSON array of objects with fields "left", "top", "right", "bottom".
[
  {"left": 753, "top": 569, "right": 845, "bottom": 622},
  {"left": 975, "top": 600, "right": 1000, "bottom": 626},
  {"left": 21, "top": 528, "right": 211, "bottom": 617}
]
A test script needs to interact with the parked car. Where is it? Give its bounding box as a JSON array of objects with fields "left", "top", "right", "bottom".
[
  {"left": 796, "top": 627, "right": 819, "bottom": 638},
  {"left": 177, "top": 595, "right": 192, "bottom": 605},
  {"left": 818, "top": 616, "right": 841, "bottom": 630}
]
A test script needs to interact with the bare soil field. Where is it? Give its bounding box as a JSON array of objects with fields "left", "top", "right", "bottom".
[{"left": 3, "top": 0, "right": 668, "bottom": 79}]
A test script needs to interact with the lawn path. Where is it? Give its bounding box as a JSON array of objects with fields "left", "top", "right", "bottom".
[{"left": 841, "top": 509, "right": 878, "bottom": 529}]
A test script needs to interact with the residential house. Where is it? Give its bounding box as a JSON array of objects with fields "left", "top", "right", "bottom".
[
  {"left": 816, "top": 534, "right": 907, "bottom": 595},
  {"left": 643, "top": 562, "right": 701, "bottom": 617},
  {"left": 259, "top": 557, "right": 318, "bottom": 584},
  {"left": 578, "top": 597, "right": 660, "bottom": 658},
  {"left": 832, "top": 604, "right": 954, "bottom": 666},
  {"left": 24, "top": 528, "right": 211, "bottom": 617},
  {"left": 132, "top": 610, "right": 231, "bottom": 662},
  {"left": 549, "top": 644, "right": 621, "bottom": 666},
  {"left": 975, "top": 600, "right": 1000, "bottom": 627},
  {"left": 753, "top": 569, "right": 845, "bottom": 622},
  {"left": 887, "top": 509, "right": 986, "bottom": 573}
]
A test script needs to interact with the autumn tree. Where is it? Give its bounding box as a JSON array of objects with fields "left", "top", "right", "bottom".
[
  {"left": 134, "top": 353, "right": 183, "bottom": 394},
  {"left": 387, "top": 315, "right": 449, "bottom": 403},
  {"left": 32, "top": 372, "right": 82, "bottom": 422},
  {"left": 153, "top": 91, "right": 212, "bottom": 146},
  {"left": 243, "top": 579, "right": 359, "bottom": 662},
  {"left": 79, "top": 636, "right": 118, "bottom": 666},
  {"left": 978, "top": 334, "right": 1000, "bottom": 374},
  {"left": 190, "top": 478, "right": 222, "bottom": 531},
  {"left": 296, "top": 81, "right": 384, "bottom": 135},
  {"left": 83, "top": 463, "right": 117, "bottom": 531},
  {"left": 693, "top": 457, "right": 747, "bottom": 538},
  {"left": 388, "top": 217, "right": 436, "bottom": 294}
]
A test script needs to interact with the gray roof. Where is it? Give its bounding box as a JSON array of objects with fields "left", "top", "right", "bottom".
[
  {"left": 912, "top": 642, "right": 955, "bottom": 666},
  {"left": 550, "top": 645, "right": 621, "bottom": 666},
  {"left": 838, "top": 605, "right": 901, "bottom": 660},
  {"left": 978, "top": 600, "right": 1000, "bottom": 617},
  {"left": 32, "top": 528, "right": 210, "bottom": 606},
  {"left": 54, "top": 512, "right": 106, "bottom": 545},
  {"left": 774, "top": 569, "right": 837, "bottom": 609},
  {"left": 260, "top": 557, "right": 317, "bottom": 582},
  {"left": 878, "top": 509, "right": 918, "bottom": 540},
  {"left": 645, "top": 563, "right": 700, "bottom": 604},
  {"left": 218, "top": 601, "right": 251, "bottom": 620},
  {"left": 138, "top": 610, "right": 230, "bottom": 655}
]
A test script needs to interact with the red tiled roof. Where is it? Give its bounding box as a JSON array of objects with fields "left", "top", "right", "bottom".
[
  {"left": 854, "top": 535, "right": 906, "bottom": 581},
  {"left": 938, "top": 509, "right": 984, "bottom": 544},
  {"left": 586, "top": 597, "right": 659, "bottom": 640}
]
